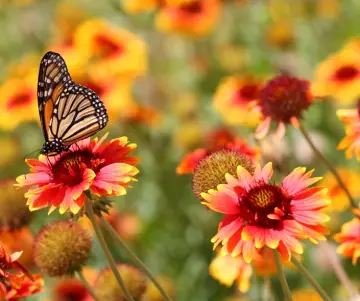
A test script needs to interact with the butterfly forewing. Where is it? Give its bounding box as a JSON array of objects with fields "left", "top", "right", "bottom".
[
  {"left": 37, "top": 51, "right": 109, "bottom": 155},
  {"left": 38, "top": 52, "right": 72, "bottom": 140}
]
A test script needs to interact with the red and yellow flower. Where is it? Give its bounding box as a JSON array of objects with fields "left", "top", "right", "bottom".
[
  {"left": 122, "top": 0, "right": 161, "bottom": 14},
  {"left": 334, "top": 217, "right": 360, "bottom": 265},
  {"left": 0, "top": 77, "right": 37, "bottom": 131},
  {"left": 16, "top": 134, "right": 139, "bottom": 214},
  {"left": 321, "top": 168, "right": 360, "bottom": 212},
  {"left": 201, "top": 163, "right": 330, "bottom": 262},
  {"left": 337, "top": 103, "right": 360, "bottom": 160},
  {"left": 74, "top": 19, "right": 148, "bottom": 80},
  {"left": 255, "top": 75, "right": 312, "bottom": 139},
  {"left": 177, "top": 128, "right": 259, "bottom": 175},
  {"left": 155, "top": 0, "right": 221, "bottom": 37},
  {"left": 213, "top": 76, "right": 263, "bottom": 127},
  {"left": 209, "top": 253, "right": 252, "bottom": 293},
  {"left": 312, "top": 48, "right": 360, "bottom": 104}
]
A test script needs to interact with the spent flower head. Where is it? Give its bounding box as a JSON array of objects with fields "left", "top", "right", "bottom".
[{"left": 34, "top": 221, "right": 92, "bottom": 277}]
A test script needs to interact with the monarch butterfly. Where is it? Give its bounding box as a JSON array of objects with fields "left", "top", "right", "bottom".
[{"left": 38, "top": 51, "right": 108, "bottom": 156}]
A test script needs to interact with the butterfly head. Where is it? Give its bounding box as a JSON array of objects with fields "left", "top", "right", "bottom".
[{"left": 40, "top": 139, "right": 70, "bottom": 157}]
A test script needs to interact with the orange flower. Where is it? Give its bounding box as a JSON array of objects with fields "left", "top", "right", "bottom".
[
  {"left": 122, "top": 0, "right": 161, "bottom": 14},
  {"left": 124, "top": 103, "right": 162, "bottom": 127},
  {"left": 293, "top": 289, "right": 322, "bottom": 301},
  {"left": 176, "top": 128, "right": 259, "bottom": 175},
  {"left": 312, "top": 48, "right": 360, "bottom": 104},
  {"left": 74, "top": 19, "right": 148, "bottom": 80},
  {"left": 16, "top": 134, "right": 139, "bottom": 214},
  {"left": 213, "top": 76, "right": 263, "bottom": 127},
  {"left": 0, "top": 244, "right": 43, "bottom": 300},
  {"left": 155, "top": 0, "right": 221, "bottom": 37},
  {"left": 337, "top": 103, "right": 360, "bottom": 160},
  {"left": 202, "top": 163, "right": 330, "bottom": 262},
  {"left": 334, "top": 217, "right": 360, "bottom": 265},
  {"left": 0, "top": 228, "right": 34, "bottom": 269},
  {"left": 105, "top": 210, "right": 142, "bottom": 241},
  {"left": 209, "top": 253, "right": 252, "bottom": 293},
  {"left": 321, "top": 168, "right": 360, "bottom": 212},
  {"left": 0, "top": 78, "right": 37, "bottom": 130},
  {"left": 5, "top": 274, "right": 43, "bottom": 301}
]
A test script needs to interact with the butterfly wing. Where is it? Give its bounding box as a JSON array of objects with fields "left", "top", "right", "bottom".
[
  {"left": 37, "top": 51, "right": 72, "bottom": 141},
  {"left": 47, "top": 83, "right": 108, "bottom": 146}
]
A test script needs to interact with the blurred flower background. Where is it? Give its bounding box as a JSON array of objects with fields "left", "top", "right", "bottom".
[{"left": 0, "top": 0, "right": 360, "bottom": 300}]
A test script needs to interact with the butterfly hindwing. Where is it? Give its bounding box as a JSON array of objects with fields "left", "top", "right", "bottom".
[{"left": 48, "top": 83, "right": 108, "bottom": 146}]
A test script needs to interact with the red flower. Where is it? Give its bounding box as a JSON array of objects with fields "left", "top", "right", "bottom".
[
  {"left": 176, "top": 128, "right": 259, "bottom": 175},
  {"left": 255, "top": 75, "right": 312, "bottom": 139},
  {"left": 16, "top": 134, "right": 139, "bottom": 214}
]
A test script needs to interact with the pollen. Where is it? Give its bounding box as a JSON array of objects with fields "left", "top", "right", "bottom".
[{"left": 247, "top": 185, "right": 281, "bottom": 211}]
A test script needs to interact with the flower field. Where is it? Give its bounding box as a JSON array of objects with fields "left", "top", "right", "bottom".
[{"left": 0, "top": 0, "right": 359, "bottom": 300}]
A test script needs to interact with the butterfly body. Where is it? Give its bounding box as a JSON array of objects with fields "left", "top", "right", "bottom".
[{"left": 38, "top": 51, "right": 108, "bottom": 156}]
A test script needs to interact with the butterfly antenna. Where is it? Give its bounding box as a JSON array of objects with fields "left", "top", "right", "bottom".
[{"left": 23, "top": 149, "right": 41, "bottom": 161}]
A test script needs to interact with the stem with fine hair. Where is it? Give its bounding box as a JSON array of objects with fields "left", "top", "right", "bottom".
[
  {"left": 84, "top": 196, "right": 135, "bottom": 301},
  {"left": 320, "top": 242, "right": 358, "bottom": 297},
  {"left": 77, "top": 270, "right": 100, "bottom": 301},
  {"left": 273, "top": 251, "right": 293, "bottom": 301},
  {"left": 298, "top": 123, "right": 357, "bottom": 209},
  {"left": 291, "top": 257, "right": 332, "bottom": 301},
  {"left": 100, "top": 215, "right": 174, "bottom": 301}
]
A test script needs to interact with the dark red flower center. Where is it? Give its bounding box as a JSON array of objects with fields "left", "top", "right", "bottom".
[
  {"left": 55, "top": 280, "right": 89, "bottom": 301},
  {"left": 94, "top": 34, "right": 124, "bottom": 59},
  {"left": 52, "top": 151, "right": 103, "bottom": 186},
  {"left": 258, "top": 75, "right": 312, "bottom": 123},
  {"left": 7, "top": 90, "right": 32, "bottom": 109},
  {"left": 235, "top": 183, "right": 292, "bottom": 229},
  {"left": 179, "top": 1, "right": 203, "bottom": 14},
  {"left": 333, "top": 65, "right": 359, "bottom": 82},
  {"left": 233, "top": 84, "right": 260, "bottom": 105},
  {"left": 81, "top": 80, "right": 106, "bottom": 97}
]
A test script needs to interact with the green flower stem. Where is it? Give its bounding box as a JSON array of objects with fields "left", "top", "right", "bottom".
[
  {"left": 273, "top": 250, "right": 293, "bottom": 301},
  {"left": 85, "top": 197, "right": 135, "bottom": 301},
  {"left": 77, "top": 270, "right": 100, "bottom": 301},
  {"left": 298, "top": 123, "right": 357, "bottom": 209},
  {"left": 100, "top": 215, "right": 174, "bottom": 301},
  {"left": 291, "top": 257, "right": 332, "bottom": 301}
]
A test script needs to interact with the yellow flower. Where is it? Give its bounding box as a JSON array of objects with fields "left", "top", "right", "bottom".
[
  {"left": 53, "top": 0, "right": 87, "bottom": 45},
  {"left": 292, "top": 289, "right": 322, "bottom": 301},
  {"left": 209, "top": 254, "right": 252, "bottom": 293},
  {"left": 312, "top": 48, "right": 360, "bottom": 104},
  {"left": 265, "top": 20, "right": 295, "bottom": 49},
  {"left": 74, "top": 19, "right": 148, "bottom": 80},
  {"left": 155, "top": 0, "right": 221, "bottom": 37},
  {"left": 321, "top": 168, "right": 360, "bottom": 212},
  {"left": 213, "top": 76, "right": 263, "bottom": 127},
  {"left": 316, "top": 0, "right": 341, "bottom": 19},
  {"left": 0, "top": 136, "right": 19, "bottom": 169},
  {"left": 0, "top": 77, "right": 37, "bottom": 130},
  {"left": 173, "top": 121, "right": 205, "bottom": 151},
  {"left": 142, "top": 276, "right": 175, "bottom": 301},
  {"left": 122, "top": 0, "right": 160, "bottom": 14},
  {"left": 337, "top": 107, "right": 360, "bottom": 160}
]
